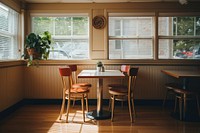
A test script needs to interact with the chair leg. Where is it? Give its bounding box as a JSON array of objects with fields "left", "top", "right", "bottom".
[
  {"left": 59, "top": 98, "right": 65, "bottom": 120},
  {"left": 81, "top": 95, "right": 85, "bottom": 122},
  {"left": 66, "top": 99, "right": 71, "bottom": 123},
  {"left": 174, "top": 96, "right": 177, "bottom": 113},
  {"left": 196, "top": 95, "right": 200, "bottom": 117},
  {"left": 108, "top": 97, "right": 111, "bottom": 111},
  {"left": 183, "top": 94, "right": 187, "bottom": 120},
  {"left": 72, "top": 99, "right": 76, "bottom": 107},
  {"left": 85, "top": 94, "right": 89, "bottom": 112},
  {"left": 128, "top": 96, "right": 133, "bottom": 123},
  {"left": 131, "top": 98, "right": 136, "bottom": 121},
  {"left": 111, "top": 95, "right": 115, "bottom": 122},
  {"left": 179, "top": 97, "right": 182, "bottom": 120},
  {"left": 163, "top": 89, "right": 169, "bottom": 108}
]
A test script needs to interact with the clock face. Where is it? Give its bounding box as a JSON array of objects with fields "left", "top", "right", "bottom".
[{"left": 92, "top": 16, "right": 106, "bottom": 29}]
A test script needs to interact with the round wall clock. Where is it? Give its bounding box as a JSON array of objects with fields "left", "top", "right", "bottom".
[{"left": 92, "top": 16, "right": 106, "bottom": 29}]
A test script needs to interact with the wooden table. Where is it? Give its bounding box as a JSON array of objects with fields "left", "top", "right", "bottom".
[
  {"left": 161, "top": 69, "right": 200, "bottom": 121},
  {"left": 161, "top": 69, "right": 200, "bottom": 89},
  {"left": 78, "top": 70, "right": 125, "bottom": 120}
]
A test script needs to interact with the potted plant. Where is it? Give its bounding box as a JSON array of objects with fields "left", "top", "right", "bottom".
[
  {"left": 23, "top": 31, "right": 53, "bottom": 66},
  {"left": 96, "top": 61, "right": 103, "bottom": 72}
]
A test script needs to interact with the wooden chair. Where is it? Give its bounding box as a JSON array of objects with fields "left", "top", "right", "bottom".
[
  {"left": 162, "top": 83, "right": 182, "bottom": 108},
  {"left": 108, "top": 65, "right": 130, "bottom": 108},
  {"left": 58, "top": 67, "right": 90, "bottom": 122},
  {"left": 68, "top": 65, "right": 92, "bottom": 108},
  {"left": 173, "top": 88, "right": 200, "bottom": 120},
  {"left": 109, "top": 67, "right": 139, "bottom": 122}
]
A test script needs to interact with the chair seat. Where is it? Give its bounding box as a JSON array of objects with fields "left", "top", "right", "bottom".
[
  {"left": 65, "top": 87, "right": 89, "bottom": 94},
  {"left": 109, "top": 87, "right": 128, "bottom": 95},
  {"left": 72, "top": 83, "right": 92, "bottom": 88},
  {"left": 173, "top": 88, "right": 197, "bottom": 95},
  {"left": 108, "top": 84, "right": 127, "bottom": 88},
  {"left": 165, "top": 83, "right": 183, "bottom": 90}
]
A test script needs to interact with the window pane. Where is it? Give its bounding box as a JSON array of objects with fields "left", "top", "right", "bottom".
[
  {"left": 0, "top": 3, "right": 19, "bottom": 60},
  {"left": 109, "top": 16, "right": 153, "bottom": 59},
  {"left": 32, "top": 17, "right": 54, "bottom": 35},
  {"left": 32, "top": 16, "right": 89, "bottom": 60},
  {"left": 159, "top": 17, "right": 197, "bottom": 36},
  {"left": 55, "top": 17, "right": 71, "bottom": 35},
  {"left": 196, "top": 17, "right": 200, "bottom": 35},
  {"left": 73, "top": 17, "right": 88, "bottom": 35},
  {"left": 159, "top": 39, "right": 200, "bottom": 59},
  {"left": 109, "top": 39, "right": 153, "bottom": 59},
  {"left": 159, "top": 16, "right": 200, "bottom": 59}
]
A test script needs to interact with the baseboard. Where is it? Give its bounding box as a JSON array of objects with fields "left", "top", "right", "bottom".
[{"left": 0, "top": 100, "right": 25, "bottom": 121}]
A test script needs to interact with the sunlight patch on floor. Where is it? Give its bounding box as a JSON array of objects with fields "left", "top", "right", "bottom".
[{"left": 48, "top": 110, "right": 98, "bottom": 133}]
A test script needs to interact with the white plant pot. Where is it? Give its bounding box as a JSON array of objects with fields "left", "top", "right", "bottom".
[{"left": 96, "top": 67, "right": 102, "bottom": 72}]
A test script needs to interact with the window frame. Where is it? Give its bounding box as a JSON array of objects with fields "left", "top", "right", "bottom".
[
  {"left": 158, "top": 12, "right": 200, "bottom": 60},
  {"left": 29, "top": 12, "right": 90, "bottom": 60},
  {"left": 0, "top": 2, "right": 20, "bottom": 61},
  {"left": 108, "top": 12, "right": 155, "bottom": 60}
]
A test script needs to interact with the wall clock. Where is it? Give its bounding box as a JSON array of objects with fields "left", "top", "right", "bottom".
[{"left": 92, "top": 16, "right": 106, "bottom": 29}]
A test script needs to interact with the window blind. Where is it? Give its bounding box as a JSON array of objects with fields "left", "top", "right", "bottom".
[{"left": 0, "top": 3, "right": 19, "bottom": 60}]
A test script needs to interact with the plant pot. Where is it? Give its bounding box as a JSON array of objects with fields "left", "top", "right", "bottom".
[
  {"left": 27, "top": 48, "right": 35, "bottom": 56},
  {"left": 96, "top": 66, "right": 102, "bottom": 72},
  {"left": 26, "top": 48, "right": 42, "bottom": 59}
]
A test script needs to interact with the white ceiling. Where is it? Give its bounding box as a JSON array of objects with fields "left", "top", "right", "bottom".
[{"left": 22, "top": 0, "right": 196, "bottom": 4}]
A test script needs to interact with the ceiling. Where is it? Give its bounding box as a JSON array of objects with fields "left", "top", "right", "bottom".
[{"left": 21, "top": 0, "right": 196, "bottom": 4}]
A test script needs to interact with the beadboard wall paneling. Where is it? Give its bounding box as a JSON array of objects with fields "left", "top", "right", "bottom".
[
  {"left": 0, "top": 66, "right": 24, "bottom": 112},
  {"left": 24, "top": 65, "right": 200, "bottom": 100}
]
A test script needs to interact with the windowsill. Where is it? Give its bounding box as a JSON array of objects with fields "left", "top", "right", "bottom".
[
  {"left": 0, "top": 59, "right": 199, "bottom": 68},
  {"left": 22, "top": 59, "right": 200, "bottom": 66},
  {"left": 0, "top": 60, "right": 24, "bottom": 68}
]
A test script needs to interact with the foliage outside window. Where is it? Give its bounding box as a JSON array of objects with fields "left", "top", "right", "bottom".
[
  {"left": 31, "top": 15, "right": 89, "bottom": 60},
  {"left": 109, "top": 14, "right": 154, "bottom": 59},
  {"left": 158, "top": 16, "right": 200, "bottom": 59},
  {"left": 0, "top": 3, "right": 19, "bottom": 60}
]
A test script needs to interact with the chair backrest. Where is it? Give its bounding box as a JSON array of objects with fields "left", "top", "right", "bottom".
[
  {"left": 120, "top": 65, "right": 131, "bottom": 85},
  {"left": 68, "top": 65, "right": 78, "bottom": 84},
  {"left": 121, "top": 65, "right": 130, "bottom": 74},
  {"left": 59, "top": 67, "right": 73, "bottom": 95},
  {"left": 128, "top": 67, "right": 139, "bottom": 96}
]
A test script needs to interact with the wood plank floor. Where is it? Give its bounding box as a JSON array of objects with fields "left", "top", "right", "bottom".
[{"left": 0, "top": 104, "right": 200, "bottom": 133}]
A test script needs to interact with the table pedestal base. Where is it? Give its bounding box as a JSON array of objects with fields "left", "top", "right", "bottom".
[{"left": 86, "top": 110, "right": 111, "bottom": 120}]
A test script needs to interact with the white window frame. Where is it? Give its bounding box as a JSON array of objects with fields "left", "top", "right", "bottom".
[
  {"left": 108, "top": 12, "right": 155, "bottom": 59},
  {"left": 30, "top": 13, "right": 90, "bottom": 60},
  {"left": 0, "top": 2, "right": 19, "bottom": 60},
  {"left": 158, "top": 12, "right": 200, "bottom": 59}
]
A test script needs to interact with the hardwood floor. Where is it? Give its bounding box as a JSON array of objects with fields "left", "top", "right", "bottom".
[{"left": 0, "top": 104, "right": 200, "bottom": 133}]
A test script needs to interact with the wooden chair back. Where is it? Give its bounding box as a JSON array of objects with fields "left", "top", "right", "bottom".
[
  {"left": 68, "top": 65, "right": 78, "bottom": 84},
  {"left": 128, "top": 67, "right": 139, "bottom": 97},
  {"left": 59, "top": 67, "right": 73, "bottom": 96}
]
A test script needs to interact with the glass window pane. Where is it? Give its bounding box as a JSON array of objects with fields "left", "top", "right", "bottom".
[
  {"left": 32, "top": 17, "right": 54, "bottom": 35},
  {"left": 109, "top": 39, "right": 153, "bottom": 59},
  {"left": 159, "top": 39, "right": 200, "bottom": 59},
  {"left": 55, "top": 17, "right": 71, "bottom": 35},
  {"left": 109, "top": 16, "right": 153, "bottom": 59},
  {"left": 196, "top": 17, "right": 200, "bottom": 35},
  {"left": 123, "top": 18, "right": 137, "bottom": 36},
  {"left": 49, "top": 39, "right": 89, "bottom": 60},
  {"left": 32, "top": 16, "right": 89, "bottom": 60},
  {"left": 73, "top": 17, "right": 88, "bottom": 35},
  {"left": 0, "top": 3, "right": 19, "bottom": 60},
  {"left": 138, "top": 17, "right": 152, "bottom": 36}
]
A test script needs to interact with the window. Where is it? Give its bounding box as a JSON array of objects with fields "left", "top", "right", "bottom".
[
  {"left": 108, "top": 13, "right": 154, "bottom": 59},
  {"left": 158, "top": 14, "right": 200, "bottom": 59},
  {"left": 31, "top": 14, "right": 89, "bottom": 60},
  {"left": 0, "top": 3, "right": 19, "bottom": 60}
]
